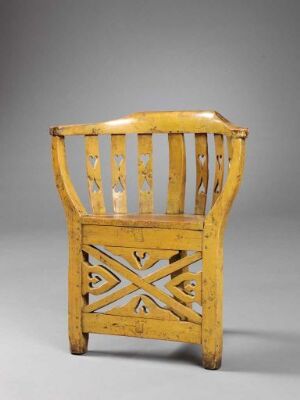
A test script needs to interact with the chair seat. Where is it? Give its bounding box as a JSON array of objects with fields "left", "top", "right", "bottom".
[{"left": 81, "top": 213, "right": 204, "bottom": 230}]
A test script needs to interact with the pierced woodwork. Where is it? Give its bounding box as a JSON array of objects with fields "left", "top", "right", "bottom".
[
  {"left": 138, "top": 134, "right": 153, "bottom": 213},
  {"left": 227, "top": 136, "right": 233, "bottom": 169},
  {"left": 85, "top": 136, "right": 105, "bottom": 214},
  {"left": 111, "top": 134, "right": 127, "bottom": 213},
  {"left": 167, "top": 133, "right": 186, "bottom": 214},
  {"left": 212, "top": 134, "right": 224, "bottom": 205},
  {"left": 195, "top": 133, "right": 209, "bottom": 214},
  {"left": 82, "top": 262, "right": 120, "bottom": 296},
  {"left": 82, "top": 245, "right": 202, "bottom": 324},
  {"left": 166, "top": 272, "right": 202, "bottom": 304},
  {"left": 107, "top": 295, "right": 180, "bottom": 321},
  {"left": 51, "top": 110, "right": 248, "bottom": 369},
  {"left": 104, "top": 246, "right": 179, "bottom": 270}
]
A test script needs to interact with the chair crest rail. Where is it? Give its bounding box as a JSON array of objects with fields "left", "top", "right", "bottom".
[{"left": 50, "top": 110, "right": 248, "bottom": 138}]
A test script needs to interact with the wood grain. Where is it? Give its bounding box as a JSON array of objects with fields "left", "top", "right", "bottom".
[
  {"left": 84, "top": 135, "right": 106, "bottom": 214},
  {"left": 51, "top": 111, "right": 248, "bottom": 369},
  {"left": 82, "top": 313, "right": 202, "bottom": 344},
  {"left": 138, "top": 134, "right": 153, "bottom": 213},
  {"left": 167, "top": 133, "right": 186, "bottom": 214},
  {"left": 50, "top": 110, "right": 248, "bottom": 138},
  {"left": 195, "top": 133, "right": 209, "bottom": 214},
  {"left": 212, "top": 134, "right": 224, "bottom": 206},
  {"left": 111, "top": 134, "right": 127, "bottom": 213}
]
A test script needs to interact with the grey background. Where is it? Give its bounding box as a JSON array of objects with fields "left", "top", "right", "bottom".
[{"left": 0, "top": 0, "right": 299, "bottom": 399}]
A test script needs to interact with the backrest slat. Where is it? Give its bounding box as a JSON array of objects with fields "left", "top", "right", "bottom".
[
  {"left": 111, "top": 134, "right": 127, "bottom": 213},
  {"left": 194, "top": 133, "right": 209, "bottom": 215},
  {"left": 84, "top": 135, "right": 106, "bottom": 214},
  {"left": 138, "top": 134, "right": 153, "bottom": 213},
  {"left": 167, "top": 133, "right": 186, "bottom": 214},
  {"left": 227, "top": 136, "right": 233, "bottom": 169},
  {"left": 212, "top": 134, "right": 224, "bottom": 206}
]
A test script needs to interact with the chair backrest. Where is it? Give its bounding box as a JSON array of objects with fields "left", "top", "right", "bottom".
[{"left": 50, "top": 111, "right": 248, "bottom": 216}]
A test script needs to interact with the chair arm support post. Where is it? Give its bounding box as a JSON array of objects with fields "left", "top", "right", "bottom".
[
  {"left": 202, "top": 136, "right": 246, "bottom": 369},
  {"left": 205, "top": 136, "right": 246, "bottom": 234},
  {"left": 51, "top": 136, "right": 87, "bottom": 217}
]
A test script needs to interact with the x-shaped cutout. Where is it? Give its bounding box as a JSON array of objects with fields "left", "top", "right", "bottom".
[{"left": 82, "top": 245, "right": 202, "bottom": 324}]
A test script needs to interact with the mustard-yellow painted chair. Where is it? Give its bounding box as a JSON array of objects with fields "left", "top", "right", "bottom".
[{"left": 51, "top": 111, "right": 248, "bottom": 369}]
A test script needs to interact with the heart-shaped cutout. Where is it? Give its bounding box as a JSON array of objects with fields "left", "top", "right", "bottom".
[
  {"left": 89, "top": 155, "right": 98, "bottom": 167},
  {"left": 133, "top": 251, "right": 150, "bottom": 268},
  {"left": 92, "top": 179, "right": 100, "bottom": 193},
  {"left": 141, "top": 178, "right": 150, "bottom": 192},
  {"left": 140, "top": 153, "right": 149, "bottom": 167},
  {"left": 198, "top": 154, "right": 206, "bottom": 166},
  {"left": 113, "top": 178, "right": 124, "bottom": 193},
  {"left": 114, "top": 154, "right": 124, "bottom": 166},
  {"left": 198, "top": 178, "right": 205, "bottom": 194},
  {"left": 135, "top": 298, "right": 149, "bottom": 314}
]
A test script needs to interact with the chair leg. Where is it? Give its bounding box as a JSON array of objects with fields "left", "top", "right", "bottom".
[
  {"left": 201, "top": 229, "right": 223, "bottom": 370},
  {"left": 67, "top": 217, "right": 88, "bottom": 355}
]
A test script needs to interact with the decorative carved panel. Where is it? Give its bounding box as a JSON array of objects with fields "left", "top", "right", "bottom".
[
  {"left": 105, "top": 246, "right": 179, "bottom": 270},
  {"left": 82, "top": 245, "right": 202, "bottom": 325},
  {"left": 107, "top": 295, "right": 180, "bottom": 321},
  {"left": 166, "top": 272, "right": 202, "bottom": 303},
  {"left": 82, "top": 262, "right": 120, "bottom": 296}
]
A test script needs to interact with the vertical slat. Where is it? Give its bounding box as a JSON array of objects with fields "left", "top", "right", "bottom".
[
  {"left": 111, "top": 134, "right": 127, "bottom": 213},
  {"left": 167, "top": 133, "right": 186, "bottom": 214},
  {"left": 227, "top": 136, "right": 233, "bottom": 169},
  {"left": 194, "top": 133, "right": 209, "bottom": 214},
  {"left": 212, "top": 134, "right": 224, "bottom": 206},
  {"left": 138, "top": 134, "right": 153, "bottom": 213},
  {"left": 84, "top": 136, "right": 106, "bottom": 214}
]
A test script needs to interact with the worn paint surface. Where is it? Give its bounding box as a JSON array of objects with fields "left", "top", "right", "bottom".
[{"left": 51, "top": 111, "right": 247, "bottom": 369}]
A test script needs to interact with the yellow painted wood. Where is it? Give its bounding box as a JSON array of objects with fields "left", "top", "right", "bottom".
[
  {"left": 212, "top": 134, "right": 224, "bottom": 206},
  {"left": 138, "top": 134, "right": 153, "bottom": 213},
  {"left": 82, "top": 261, "right": 120, "bottom": 296},
  {"left": 52, "top": 136, "right": 86, "bottom": 216},
  {"left": 83, "top": 249, "right": 202, "bottom": 313},
  {"left": 82, "top": 245, "right": 201, "bottom": 324},
  {"left": 107, "top": 295, "right": 180, "bottom": 320},
  {"left": 169, "top": 251, "right": 191, "bottom": 320},
  {"left": 81, "top": 213, "right": 204, "bottom": 230},
  {"left": 166, "top": 271, "right": 202, "bottom": 304},
  {"left": 227, "top": 136, "right": 233, "bottom": 168},
  {"left": 82, "top": 225, "right": 203, "bottom": 250},
  {"left": 111, "top": 134, "right": 127, "bottom": 213},
  {"left": 52, "top": 136, "right": 88, "bottom": 354},
  {"left": 84, "top": 135, "right": 106, "bottom": 214},
  {"left": 82, "top": 313, "right": 202, "bottom": 344},
  {"left": 51, "top": 110, "right": 248, "bottom": 370},
  {"left": 50, "top": 110, "right": 248, "bottom": 138},
  {"left": 104, "top": 247, "right": 179, "bottom": 270},
  {"left": 195, "top": 133, "right": 209, "bottom": 214},
  {"left": 167, "top": 133, "right": 186, "bottom": 214},
  {"left": 202, "top": 137, "right": 246, "bottom": 369}
]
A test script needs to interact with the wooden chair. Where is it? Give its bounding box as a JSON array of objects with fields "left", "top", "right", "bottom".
[{"left": 50, "top": 111, "right": 248, "bottom": 369}]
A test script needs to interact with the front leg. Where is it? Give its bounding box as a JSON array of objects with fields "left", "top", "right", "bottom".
[
  {"left": 68, "top": 214, "right": 88, "bottom": 354},
  {"left": 201, "top": 222, "right": 223, "bottom": 370}
]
